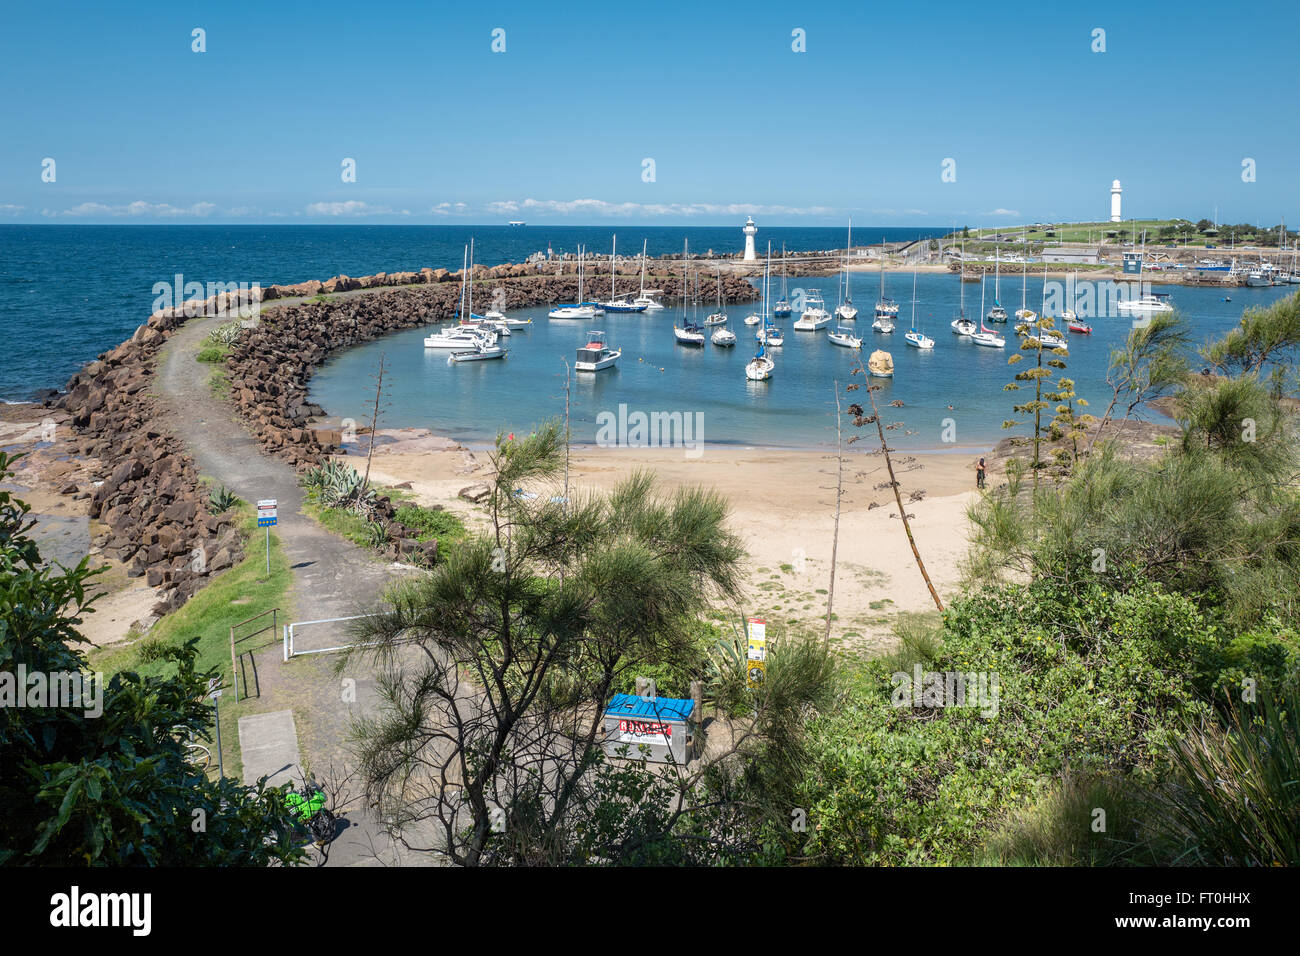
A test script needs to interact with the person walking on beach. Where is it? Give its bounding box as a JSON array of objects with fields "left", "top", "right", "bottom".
[{"left": 976, "top": 457, "right": 986, "bottom": 490}]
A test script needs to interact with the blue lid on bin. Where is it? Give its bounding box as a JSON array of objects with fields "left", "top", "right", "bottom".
[{"left": 605, "top": 693, "right": 694, "bottom": 722}]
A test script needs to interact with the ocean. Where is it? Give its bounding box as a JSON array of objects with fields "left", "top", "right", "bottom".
[
  {"left": 2, "top": 225, "right": 1293, "bottom": 452},
  {"left": 0, "top": 224, "right": 935, "bottom": 401},
  {"left": 309, "top": 274, "right": 1294, "bottom": 451}
]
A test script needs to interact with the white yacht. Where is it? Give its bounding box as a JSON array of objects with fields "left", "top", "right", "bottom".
[
  {"left": 711, "top": 326, "right": 736, "bottom": 347},
  {"left": 793, "top": 290, "right": 832, "bottom": 331},
  {"left": 1116, "top": 292, "right": 1174, "bottom": 315},
  {"left": 425, "top": 327, "right": 496, "bottom": 350}
]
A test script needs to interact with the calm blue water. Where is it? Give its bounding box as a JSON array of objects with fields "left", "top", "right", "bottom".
[
  {"left": 0, "top": 224, "right": 937, "bottom": 400},
  {"left": 3, "top": 226, "right": 1293, "bottom": 453},
  {"left": 310, "top": 274, "right": 1298, "bottom": 451}
]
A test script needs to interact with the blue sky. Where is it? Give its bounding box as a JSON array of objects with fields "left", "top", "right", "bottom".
[{"left": 1, "top": 0, "right": 1295, "bottom": 227}]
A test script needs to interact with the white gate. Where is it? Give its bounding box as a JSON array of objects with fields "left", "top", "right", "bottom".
[{"left": 282, "top": 614, "right": 380, "bottom": 660}]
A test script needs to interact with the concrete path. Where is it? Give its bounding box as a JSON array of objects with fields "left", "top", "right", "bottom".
[
  {"left": 238, "top": 710, "right": 300, "bottom": 788},
  {"left": 155, "top": 306, "right": 422, "bottom": 866}
]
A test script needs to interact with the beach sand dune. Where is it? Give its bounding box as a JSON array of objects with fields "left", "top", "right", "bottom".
[{"left": 352, "top": 436, "right": 984, "bottom": 652}]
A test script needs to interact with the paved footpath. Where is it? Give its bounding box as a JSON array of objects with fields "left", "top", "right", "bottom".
[{"left": 156, "top": 306, "right": 425, "bottom": 866}]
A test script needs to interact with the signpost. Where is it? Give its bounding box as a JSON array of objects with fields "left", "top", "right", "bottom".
[
  {"left": 207, "top": 677, "right": 225, "bottom": 780},
  {"left": 256, "top": 499, "right": 277, "bottom": 574},
  {"left": 746, "top": 617, "right": 767, "bottom": 687}
]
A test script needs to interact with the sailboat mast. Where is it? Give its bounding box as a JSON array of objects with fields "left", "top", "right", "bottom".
[
  {"left": 610, "top": 234, "right": 616, "bottom": 301},
  {"left": 468, "top": 237, "right": 474, "bottom": 317},
  {"left": 458, "top": 244, "right": 467, "bottom": 319},
  {"left": 640, "top": 238, "right": 647, "bottom": 297}
]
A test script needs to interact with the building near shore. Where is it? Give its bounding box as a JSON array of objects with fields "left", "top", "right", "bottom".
[{"left": 1043, "top": 245, "right": 1101, "bottom": 265}]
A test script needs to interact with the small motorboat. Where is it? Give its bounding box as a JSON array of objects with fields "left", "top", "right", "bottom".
[
  {"left": 574, "top": 331, "right": 621, "bottom": 371},
  {"left": 867, "top": 349, "right": 894, "bottom": 378},
  {"left": 1068, "top": 320, "right": 1093, "bottom": 334},
  {"left": 711, "top": 326, "right": 737, "bottom": 346},
  {"left": 704, "top": 312, "right": 728, "bottom": 326},
  {"left": 673, "top": 323, "right": 706, "bottom": 346},
  {"left": 744, "top": 312, "right": 763, "bottom": 326},
  {"left": 987, "top": 304, "right": 1008, "bottom": 323},
  {"left": 448, "top": 342, "right": 507, "bottom": 362},
  {"left": 827, "top": 326, "right": 862, "bottom": 349},
  {"left": 905, "top": 330, "right": 934, "bottom": 350},
  {"left": 951, "top": 316, "right": 976, "bottom": 336}
]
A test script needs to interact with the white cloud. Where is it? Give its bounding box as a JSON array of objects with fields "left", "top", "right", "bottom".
[
  {"left": 44, "top": 200, "right": 217, "bottom": 218},
  {"left": 0, "top": 204, "right": 24, "bottom": 215},
  {"left": 484, "top": 198, "right": 839, "bottom": 218},
  {"left": 305, "top": 200, "right": 396, "bottom": 217},
  {"left": 984, "top": 208, "right": 1020, "bottom": 217},
  {"left": 431, "top": 202, "right": 468, "bottom": 216}
]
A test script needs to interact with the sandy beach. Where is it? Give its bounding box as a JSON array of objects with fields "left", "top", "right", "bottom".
[{"left": 345, "top": 431, "right": 989, "bottom": 652}]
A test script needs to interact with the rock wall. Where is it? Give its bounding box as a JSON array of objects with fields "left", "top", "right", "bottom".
[
  {"left": 58, "top": 304, "right": 247, "bottom": 617},
  {"left": 52, "top": 262, "right": 760, "bottom": 613}
]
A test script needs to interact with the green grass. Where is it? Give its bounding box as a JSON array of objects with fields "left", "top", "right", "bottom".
[
  {"left": 393, "top": 503, "right": 467, "bottom": 543},
  {"left": 88, "top": 503, "right": 293, "bottom": 780},
  {"left": 302, "top": 492, "right": 374, "bottom": 549}
]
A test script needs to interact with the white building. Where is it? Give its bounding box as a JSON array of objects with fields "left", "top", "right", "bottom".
[
  {"left": 1110, "top": 180, "right": 1122, "bottom": 223},
  {"left": 742, "top": 217, "right": 757, "bottom": 260}
]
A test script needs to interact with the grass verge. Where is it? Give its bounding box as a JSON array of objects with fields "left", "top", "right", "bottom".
[{"left": 88, "top": 503, "right": 293, "bottom": 782}]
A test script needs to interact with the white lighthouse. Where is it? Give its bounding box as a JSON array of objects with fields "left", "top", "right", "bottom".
[
  {"left": 1110, "top": 180, "right": 1122, "bottom": 223},
  {"left": 742, "top": 216, "right": 757, "bottom": 260}
]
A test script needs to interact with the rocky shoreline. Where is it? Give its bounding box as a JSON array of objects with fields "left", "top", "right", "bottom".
[{"left": 29, "top": 262, "right": 761, "bottom": 619}]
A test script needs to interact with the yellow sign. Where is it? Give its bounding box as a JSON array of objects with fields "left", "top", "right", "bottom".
[{"left": 746, "top": 617, "right": 766, "bottom": 687}]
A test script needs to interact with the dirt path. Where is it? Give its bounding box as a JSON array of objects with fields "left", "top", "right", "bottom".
[{"left": 155, "top": 311, "right": 423, "bottom": 866}]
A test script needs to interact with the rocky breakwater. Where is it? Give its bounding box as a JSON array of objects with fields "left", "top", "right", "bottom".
[
  {"left": 57, "top": 294, "right": 255, "bottom": 618},
  {"left": 225, "top": 264, "right": 761, "bottom": 471},
  {"left": 223, "top": 264, "right": 760, "bottom": 564}
]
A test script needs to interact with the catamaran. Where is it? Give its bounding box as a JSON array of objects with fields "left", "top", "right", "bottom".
[
  {"left": 574, "top": 331, "right": 621, "bottom": 372},
  {"left": 794, "top": 289, "right": 832, "bottom": 331},
  {"left": 904, "top": 268, "right": 934, "bottom": 350},
  {"left": 672, "top": 240, "right": 706, "bottom": 345},
  {"left": 836, "top": 220, "right": 859, "bottom": 321},
  {"left": 600, "top": 236, "right": 648, "bottom": 313},
  {"left": 746, "top": 246, "right": 777, "bottom": 381},
  {"left": 951, "top": 258, "right": 976, "bottom": 336},
  {"left": 630, "top": 240, "right": 666, "bottom": 310},
  {"left": 773, "top": 244, "right": 792, "bottom": 317},
  {"left": 1014, "top": 229, "right": 1036, "bottom": 323},
  {"left": 987, "top": 244, "right": 1008, "bottom": 323},
  {"left": 872, "top": 239, "right": 897, "bottom": 332},
  {"left": 549, "top": 246, "right": 603, "bottom": 319},
  {"left": 970, "top": 271, "right": 1005, "bottom": 348},
  {"left": 705, "top": 263, "right": 728, "bottom": 325}
]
